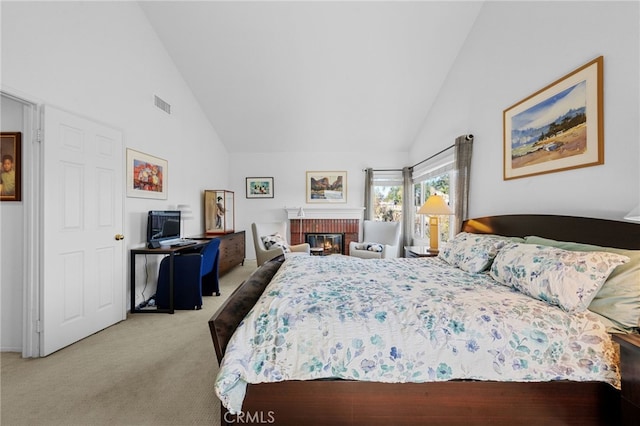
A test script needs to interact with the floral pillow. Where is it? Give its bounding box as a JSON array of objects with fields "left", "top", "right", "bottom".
[
  {"left": 438, "top": 232, "right": 514, "bottom": 273},
  {"left": 489, "top": 243, "right": 629, "bottom": 312},
  {"left": 524, "top": 235, "right": 640, "bottom": 332},
  {"left": 261, "top": 233, "right": 291, "bottom": 253}
]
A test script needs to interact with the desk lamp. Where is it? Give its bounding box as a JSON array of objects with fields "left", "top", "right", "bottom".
[
  {"left": 177, "top": 204, "right": 194, "bottom": 239},
  {"left": 418, "top": 194, "right": 453, "bottom": 253}
]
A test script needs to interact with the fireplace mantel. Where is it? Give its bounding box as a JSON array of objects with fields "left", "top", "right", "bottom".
[{"left": 285, "top": 207, "right": 364, "bottom": 220}]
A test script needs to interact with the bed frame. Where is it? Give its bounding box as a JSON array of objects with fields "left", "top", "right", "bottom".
[{"left": 209, "top": 214, "right": 640, "bottom": 425}]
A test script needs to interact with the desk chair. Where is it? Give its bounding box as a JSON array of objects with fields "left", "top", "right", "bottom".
[{"left": 156, "top": 239, "right": 221, "bottom": 310}]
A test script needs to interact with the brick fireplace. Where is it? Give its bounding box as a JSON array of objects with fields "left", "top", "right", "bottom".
[{"left": 286, "top": 208, "right": 363, "bottom": 256}]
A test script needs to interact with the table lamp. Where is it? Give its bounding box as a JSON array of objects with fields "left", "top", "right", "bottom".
[
  {"left": 177, "top": 204, "right": 194, "bottom": 239},
  {"left": 297, "top": 207, "right": 305, "bottom": 243},
  {"left": 418, "top": 194, "right": 453, "bottom": 253}
]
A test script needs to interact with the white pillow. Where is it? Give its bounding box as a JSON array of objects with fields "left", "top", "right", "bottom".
[
  {"left": 490, "top": 243, "right": 629, "bottom": 312},
  {"left": 261, "top": 233, "right": 291, "bottom": 253}
]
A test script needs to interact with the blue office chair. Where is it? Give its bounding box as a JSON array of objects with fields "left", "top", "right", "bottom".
[
  {"left": 200, "top": 238, "right": 221, "bottom": 297},
  {"left": 156, "top": 239, "right": 221, "bottom": 310}
]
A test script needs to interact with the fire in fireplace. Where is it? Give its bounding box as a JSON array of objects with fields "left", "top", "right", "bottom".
[{"left": 305, "top": 233, "right": 344, "bottom": 255}]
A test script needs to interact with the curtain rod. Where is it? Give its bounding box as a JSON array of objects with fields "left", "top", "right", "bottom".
[
  {"left": 365, "top": 134, "right": 473, "bottom": 172},
  {"left": 410, "top": 144, "right": 454, "bottom": 169},
  {"left": 411, "top": 134, "right": 474, "bottom": 169}
]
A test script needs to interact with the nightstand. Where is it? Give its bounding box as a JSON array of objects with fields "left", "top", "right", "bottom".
[
  {"left": 613, "top": 334, "right": 640, "bottom": 425},
  {"left": 405, "top": 246, "right": 439, "bottom": 258}
]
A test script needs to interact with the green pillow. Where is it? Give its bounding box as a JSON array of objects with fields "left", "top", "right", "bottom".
[{"left": 524, "top": 236, "right": 640, "bottom": 333}]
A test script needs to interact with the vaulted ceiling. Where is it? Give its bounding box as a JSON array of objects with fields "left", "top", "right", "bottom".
[{"left": 140, "top": 1, "right": 482, "bottom": 153}]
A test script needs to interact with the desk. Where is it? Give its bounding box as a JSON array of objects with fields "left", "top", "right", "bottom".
[{"left": 130, "top": 241, "right": 209, "bottom": 314}]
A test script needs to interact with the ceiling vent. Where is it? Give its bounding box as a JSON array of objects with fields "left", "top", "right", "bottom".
[{"left": 154, "top": 95, "right": 171, "bottom": 115}]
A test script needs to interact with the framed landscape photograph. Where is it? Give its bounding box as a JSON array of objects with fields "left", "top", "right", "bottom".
[
  {"left": 306, "top": 171, "right": 347, "bottom": 203},
  {"left": 126, "top": 148, "right": 168, "bottom": 199},
  {"left": 0, "top": 132, "right": 21, "bottom": 202},
  {"left": 503, "top": 56, "right": 603, "bottom": 180},
  {"left": 246, "top": 177, "right": 274, "bottom": 199}
]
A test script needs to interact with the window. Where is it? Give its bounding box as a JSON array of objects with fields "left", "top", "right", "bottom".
[
  {"left": 372, "top": 170, "right": 403, "bottom": 222},
  {"left": 412, "top": 155, "right": 455, "bottom": 244}
]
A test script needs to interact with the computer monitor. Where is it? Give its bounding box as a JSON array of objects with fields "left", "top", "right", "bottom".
[{"left": 146, "top": 210, "right": 181, "bottom": 246}]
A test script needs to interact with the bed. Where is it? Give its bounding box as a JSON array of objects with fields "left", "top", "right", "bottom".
[{"left": 209, "top": 214, "right": 640, "bottom": 425}]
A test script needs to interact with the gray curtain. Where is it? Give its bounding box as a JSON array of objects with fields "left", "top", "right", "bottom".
[
  {"left": 453, "top": 135, "right": 474, "bottom": 233},
  {"left": 363, "top": 168, "right": 374, "bottom": 221},
  {"left": 402, "top": 166, "right": 413, "bottom": 249}
]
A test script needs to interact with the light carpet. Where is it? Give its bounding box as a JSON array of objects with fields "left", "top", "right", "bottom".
[{"left": 1, "top": 261, "right": 257, "bottom": 426}]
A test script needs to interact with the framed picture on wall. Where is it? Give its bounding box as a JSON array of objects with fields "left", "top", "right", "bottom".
[
  {"left": 306, "top": 171, "right": 347, "bottom": 203},
  {"left": 126, "top": 148, "right": 168, "bottom": 199},
  {"left": 246, "top": 177, "right": 274, "bottom": 199},
  {"left": 0, "top": 132, "right": 21, "bottom": 202},
  {"left": 503, "top": 56, "right": 603, "bottom": 180}
]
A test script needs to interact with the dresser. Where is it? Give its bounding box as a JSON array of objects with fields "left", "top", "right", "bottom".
[
  {"left": 217, "top": 231, "right": 246, "bottom": 275},
  {"left": 191, "top": 231, "right": 245, "bottom": 276}
]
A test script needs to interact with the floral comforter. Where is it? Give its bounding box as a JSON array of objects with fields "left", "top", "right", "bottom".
[{"left": 215, "top": 255, "right": 620, "bottom": 414}]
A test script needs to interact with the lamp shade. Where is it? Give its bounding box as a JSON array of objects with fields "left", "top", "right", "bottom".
[
  {"left": 418, "top": 195, "right": 453, "bottom": 215},
  {"left": 177, "top": 204, "right": 194, "bottom": 220}
]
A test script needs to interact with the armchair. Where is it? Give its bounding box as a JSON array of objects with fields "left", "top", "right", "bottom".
[
  {"left": 252, "top": 222, "right": 310, "bottom": 266},
  {"left": 349, "top": 220, "right": 401, "bottom": 259},
  {"left": 156, "top": 239, "right": 221, "bottom": 310}
]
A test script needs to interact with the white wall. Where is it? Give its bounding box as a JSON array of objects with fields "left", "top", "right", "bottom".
[
  {"left": 230, "top": 150, "right": 408, "bottom": 258},
  {"left": 411, "top": 1, "right": 640, "bottom": 221},
  {"left": 0, "top": 2, "right": 229, "bottom": 350}
]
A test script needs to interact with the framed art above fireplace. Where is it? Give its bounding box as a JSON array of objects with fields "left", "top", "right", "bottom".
[{"left": 306, "top": 171, "right": 347, "bottom": 203}]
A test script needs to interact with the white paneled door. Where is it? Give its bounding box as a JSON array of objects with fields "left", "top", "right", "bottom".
[{"left": 42, "top": 106, "right": 125, "bottom": 356}]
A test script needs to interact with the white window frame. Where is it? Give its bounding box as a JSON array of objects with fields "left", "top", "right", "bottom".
[
  {"left": 411, "top": 154, "right": 455, "bottom": 245},
  {"left": 371, "top": 170, "right": 403, "bottom": 222}
]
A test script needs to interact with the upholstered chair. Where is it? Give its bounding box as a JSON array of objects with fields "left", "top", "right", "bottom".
[
  {"left": 349, "top": 220, "right": 402, "bottom": 259},
  {"left": 156, "top": 238, "right": 221, "bottom": 310},
  {"left": 252, "top": 222, "right": 311, "bottom": 266}
]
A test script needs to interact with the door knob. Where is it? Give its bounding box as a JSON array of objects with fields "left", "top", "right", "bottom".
[{"left": 115, "top": 234, "right": 125, "bottom": 241}]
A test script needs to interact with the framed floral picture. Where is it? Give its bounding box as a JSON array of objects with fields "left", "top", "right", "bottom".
[
  {"left": 126, "top": 148, "right": 168, "bottom": 199},
  {"left": 306, "top": 171, "right": 347, "bottom": 203},
  {"left": 0, "top": 132, "right": 21, "bottom": 202},
  {"left": 503, "top": 56, "right": 603, "bottom": 180},
  {"left": 246, "top": 177, "right": 274, "bottom": 199}
]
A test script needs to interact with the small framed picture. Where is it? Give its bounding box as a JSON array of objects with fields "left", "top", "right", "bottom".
[
  {"left": 0, "top": 132, "right": 21, "bottom": 202},
  {"left": 246, "top": 177, "right": 274, "bottom": 199},
  {"left": 306, "top": 171, "right": 347, "bottom": 203},
  {"left": 126, "top": 148, "right": 168, "bottom": 199}
]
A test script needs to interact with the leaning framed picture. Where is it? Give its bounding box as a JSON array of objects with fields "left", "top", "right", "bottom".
[
  {"left": 306, "top": 171, "right": 347, "bottom": 203},
  {"left": 246, "top": 177, "right": 274, "bottom": 199},
  {"left": 503, "top": 56, "right": 603, "bottom": 180},
  {"left": 126, "top": 148, "right": 168, "bottom": 199},
  {"left": 0, "top": 132, "right": 21, "bottom": 202}
]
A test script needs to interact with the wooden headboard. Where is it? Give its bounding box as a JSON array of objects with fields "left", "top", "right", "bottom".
[{"left": 462, "top": 214, "right": 640, "bottom": 250}]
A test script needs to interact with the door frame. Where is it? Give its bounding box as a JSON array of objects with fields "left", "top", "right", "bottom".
[{"left": 1, "top": 88, "right": 41, "bottom": 357}]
